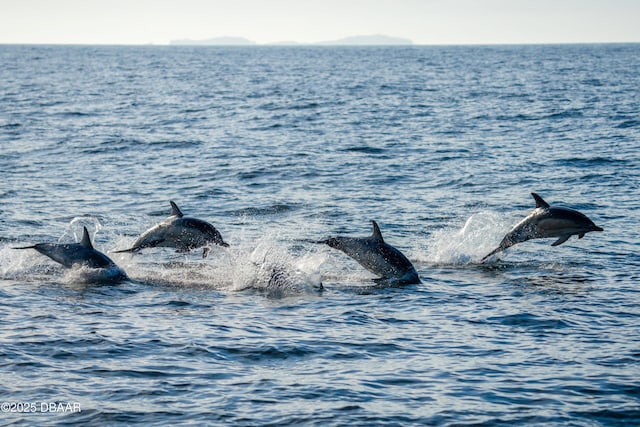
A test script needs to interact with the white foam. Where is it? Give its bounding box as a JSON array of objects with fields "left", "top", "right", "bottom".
[
  {"left": 421, "top": 211, "right": 513, "bottom": 265},
  {"left": 62, "top": 265, "right": 128, "bottom": 284},
  {"left": 226, "top": 235, "right": 324, "bottom": 296},
  {"left": 0, "top": 243, "right": 41, "bottom": 279},
  {"left": 109, "top": 232, "right": 324, "bottom": 296},
  {"left": 60, "top": 216, "right": 104, "bottom": 243}
]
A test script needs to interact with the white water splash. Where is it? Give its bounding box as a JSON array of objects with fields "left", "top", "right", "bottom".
[
  {"left": 62, "top": 265, "right": 128, "bottom": 284},
  {"left": 227, "top": 235, "right": 324, "bottom": 296},
  {"left": 110, "top": 231, "right": 325, "bottom": 297},
  {"left": 0, "top": 243, "right": 41, "bottom": 279},
  {"left": 62, "top": 216, "right": 104, "bottom": 243},
  {"left": 423, "top": 211, "right": 512, "bottom": 265}
]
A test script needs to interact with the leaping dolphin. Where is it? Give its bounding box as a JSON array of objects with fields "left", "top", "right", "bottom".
[
  {"left": 14, "top": 226, "right": 124, "bottom": 272},
  {"left": 114, "top": 201, "right": 229, "bottom": 258},
  {"left": 319, "top": 220, "right": 420, "bottom": 285},
  {"left": 482, "top": 193, "right": 603, "bottom": 262}
]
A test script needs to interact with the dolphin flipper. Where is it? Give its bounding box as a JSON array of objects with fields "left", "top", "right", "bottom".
[
  {"left": 112, "top": 247, "right": 141, "bottom": 254},
  {"left": 551, "top": 235, "right": 571, "bottom": 246}
]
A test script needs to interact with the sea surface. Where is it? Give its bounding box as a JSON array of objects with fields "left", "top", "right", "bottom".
[{"left": 1, "top": 44, "right": 639, "bottom": 426}]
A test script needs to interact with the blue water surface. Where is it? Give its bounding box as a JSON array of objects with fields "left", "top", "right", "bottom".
[{"left": 1, "top": 44, "right": 639, "bottom": 426}]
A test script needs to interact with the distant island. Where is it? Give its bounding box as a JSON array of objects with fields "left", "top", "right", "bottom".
[
  {"left": 170, "top": 36, "right": 256, "bottom": 46},
  {"left": 315, "top": 35, "right": 412, "bottom": 45},
  {"left": 170, "top": 34, "right": 412, "bottom": 46}
]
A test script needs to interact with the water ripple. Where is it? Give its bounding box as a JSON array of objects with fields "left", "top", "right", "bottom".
[{"left": 0, "top": 43, "right": 639, "bottom": 426}]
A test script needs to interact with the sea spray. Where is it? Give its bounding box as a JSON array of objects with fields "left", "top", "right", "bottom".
[
  {"left": 424, "top": 211, "right": 511, "bottom": 265},
  {"left": 229, "top": 235, "right": 323, "bottom": 297}
]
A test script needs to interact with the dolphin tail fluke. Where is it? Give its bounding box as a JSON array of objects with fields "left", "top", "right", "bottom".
[
  {"left": 481, "top": 247, "right": 503, "bottom": 262},
  {"left": 301, "top": 238, "right": 329, "bottom": 244},
  {"left": 317, "top": 238, "right": 341, "bottom": 247},
  {"left": 291, "top": 238, "right": 320, "bottom": 244},
  {"left": 112, "top": 247, "right": 139, "bottom": 254}
]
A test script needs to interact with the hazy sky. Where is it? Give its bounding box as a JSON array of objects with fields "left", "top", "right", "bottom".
[{"left": 1, "top": 0, "right": 639, "bottom": 45}]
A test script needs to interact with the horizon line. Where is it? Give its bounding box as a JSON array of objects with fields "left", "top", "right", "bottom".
[{"left": 1, "top": 41, "right": 639, "bottom": 47}]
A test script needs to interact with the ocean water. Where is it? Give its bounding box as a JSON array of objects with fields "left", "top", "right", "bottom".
[{"left": 1, "top": 44, "right": 639, "bottom": 426}]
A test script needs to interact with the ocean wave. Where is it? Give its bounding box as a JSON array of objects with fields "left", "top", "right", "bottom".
[{"left": 1, "top": 43, "right": 639, "bottom": 426}]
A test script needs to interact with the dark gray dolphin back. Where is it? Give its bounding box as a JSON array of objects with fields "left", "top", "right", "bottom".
[
  {"left": 168, "top": 200, "right": 229, "bottom": 248},
  {"left": 482, "top": 193, "right": 603, "bottom": 261},
  {"left": 15, "top": 226, "right": 118, "bottom": 269},
  {"left": 531, "top": 192, "right": 603, "bottom": 234},
  {"left": 177, "top": 217, "right": 229, "bottom": 248},
  {"left": 114, "top": 201, "right": 229, "bottom": 256},
  {"left": 322, "top": 220, "right": 420, "bottom": 285},
  {"left": 368, "top": 220, "right": 416, "bottom": 274},
  {"left": 533, "top": 192, "right": 600, "bottom": 229}
]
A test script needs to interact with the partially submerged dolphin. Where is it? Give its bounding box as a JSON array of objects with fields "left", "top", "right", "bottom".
[
  {"left": 114, "top": 201, "right": 229, "bottom": 258},
  {"left": 319, "top": 220, "right": 420, "bottom": 285},
  {"left": 482, "top": 193, "right": 603, "bottom": 261},
  {"left": 14, "top": 226, "right": 124, "bottom": 272}
]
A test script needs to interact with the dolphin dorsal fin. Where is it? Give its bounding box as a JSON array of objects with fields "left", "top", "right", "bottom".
[
  {"left": 80, "top": 226, "right": 94, "bottom": 249},
  {"left": 169, "top": 201, "right": 184, "bottom": 218},
  {"left": 531, "top": 193, "right": 550, "bottom": 209},
  {"left": 371, "top": 220, "right": 384, "bottom": 243}
]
